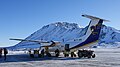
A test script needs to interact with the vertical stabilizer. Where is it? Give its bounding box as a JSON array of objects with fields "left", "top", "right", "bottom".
[{"left": 70, "top": 14, "right": 109, "bottom": 51}]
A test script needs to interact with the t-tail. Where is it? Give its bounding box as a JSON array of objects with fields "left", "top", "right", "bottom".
[{"left": 70, "top": 14, "right": 109, "bottom": 51}]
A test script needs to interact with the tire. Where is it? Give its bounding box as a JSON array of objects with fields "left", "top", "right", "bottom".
[
  {"left": 92, "top": 54, "right": 96, "bottom": 58},
  {"left": 71, "top": 52, "right": 74, "bottom": 57}
]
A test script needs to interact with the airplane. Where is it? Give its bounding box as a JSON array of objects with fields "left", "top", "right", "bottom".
[{"left": 10, "top": 14, "right": 109, "bottom": 58}]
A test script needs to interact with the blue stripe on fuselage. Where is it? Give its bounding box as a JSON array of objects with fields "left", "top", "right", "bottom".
[{"left": 70, "top": 19, "right": 103, "bottom": 50}]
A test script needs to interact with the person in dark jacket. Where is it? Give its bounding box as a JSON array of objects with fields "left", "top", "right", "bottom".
[
  {"left": 3, "top": 48, "right": 8, "bottom": 60},
  {"left": 55, "top": 49, "right": 60, "bottom": 57},
  {"left": 41, "top": 49, "right": 44, "bottom": 57},
  {"left": 0, "top": 48, "right": 2, "bottom": 58}
]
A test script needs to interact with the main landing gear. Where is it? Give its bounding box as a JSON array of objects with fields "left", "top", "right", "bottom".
[
  {"left": 63, "top": 44, "right": 96, "bottom": 58},
  {"left": 63, "top": 49, "right": 96, "bottom": 58}
]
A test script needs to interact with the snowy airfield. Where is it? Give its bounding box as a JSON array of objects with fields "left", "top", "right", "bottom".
[{"left": 0, "top": 48, "right": 120, "bottom": 67}]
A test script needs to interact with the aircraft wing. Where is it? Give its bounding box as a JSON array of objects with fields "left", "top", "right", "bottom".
[
  {"left": 10, "top": 38, "right": 61, "bottom": 47},
  {"left": 9, "top": 38, "right": 50, "bottom": 43}
]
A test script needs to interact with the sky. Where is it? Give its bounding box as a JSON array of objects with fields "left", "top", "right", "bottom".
[{"left": 0, "top": 0, "right": 120, "bottom": 47}]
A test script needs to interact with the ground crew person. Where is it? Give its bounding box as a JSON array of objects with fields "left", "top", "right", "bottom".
[
  {"left": 55, "top": 49, "right": 60, "bottom": 57},
  {"left": 41, "top": 49, "right": 44, "bottom": 57},
  {"left": 0, "top": 48, "right": 2, "bottom": 58},
  {"left": 3, "top": 48, "right": 8, "bottom": 60}
]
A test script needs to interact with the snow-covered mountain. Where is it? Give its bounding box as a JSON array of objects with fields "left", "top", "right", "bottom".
[
  {"left": 12, "top": 22, "right": 120, "bottom": 49},
  {"left": 99, "top": 25, "right": 120, "bottom": 48}
]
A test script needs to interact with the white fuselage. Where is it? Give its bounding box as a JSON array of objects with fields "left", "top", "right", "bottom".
[{"left": 44, "top": 19, "right": 100, "bottom": 52}]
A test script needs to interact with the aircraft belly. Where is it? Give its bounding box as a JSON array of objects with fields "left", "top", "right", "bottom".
[
  {"left": 70, "top": 41, "right": 98, "bottom": 52},
  {"left": 48, "top": 45, "right": 64, "bottom": 52},
  {"left": 67, "top": 42, "right": 81, "bottom": 49},
  {"left": 48, "top": 41, "right": 81, "bottom": 52}
]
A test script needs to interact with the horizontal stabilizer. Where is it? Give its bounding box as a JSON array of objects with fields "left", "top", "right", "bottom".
[{"left": 82, "top": 14, "right": 110, "bottom": 22}]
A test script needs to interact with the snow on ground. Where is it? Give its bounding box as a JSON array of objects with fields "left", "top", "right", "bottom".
[{"left": 0, "top": 48, "right": 120, "bottom": 67}]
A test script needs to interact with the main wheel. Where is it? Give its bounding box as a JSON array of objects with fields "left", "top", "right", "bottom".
[
  {"left": 92, "top": 54, "right": 96, "bottom": 58},
  {"left": 64, "top": 53, "right": 69, "bottom": 57},
  {"left": 71, "top": 52, "right": 76, "bottom": 57},
  {"left": 71, "top": 52, "right": 74, "bottom": 57}
]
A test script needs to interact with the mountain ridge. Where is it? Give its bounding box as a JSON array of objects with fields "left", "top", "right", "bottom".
[{"left": 12, "top": 22, "right": 120, "bottom": 49}]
